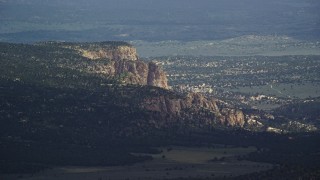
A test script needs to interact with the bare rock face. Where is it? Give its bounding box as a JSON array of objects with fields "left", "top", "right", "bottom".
[
  {"left": 72, "top": 43, "right": 168, "bottom": 89},
  {"left": 111, "top": 60, "right": 168, "bottom": 89},
  {"left": 219, "top": 109, "right": 245, "bottom": 127},
  {"left": 79, "top": 45, "right": 138, "bottom": 61},
  {"left": 140, "top": 92, "right": 245, "bottom": 128},
  {"left": 147, "top": 62, "right": 168, "bottom": 89},
  {"left": 185, "top": 93, "right": 219, "bottom": 111}
]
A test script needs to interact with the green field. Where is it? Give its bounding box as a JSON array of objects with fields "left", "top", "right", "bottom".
[
  {"left": 152, "top": 146, "right": 257, "bottom": 164},
  {"left": 6, "top": 146, "right": 274, "bottom": 180}
]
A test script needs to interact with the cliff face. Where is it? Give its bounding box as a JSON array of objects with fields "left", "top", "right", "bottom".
[
  {"left": 219, "top": 109, "right": 245, "bottom": 127},
  {"left": 147, "top": 62, "right": 168, "bottom": 89},
  {"left": 79, "top": 45, "right": 138, "bottom": 61},
  {"left": 72, "top": 43, "right": 168, "bottom": 89},
  {"left": 140, "top": 92, "right": 245, "bottom": 128}
]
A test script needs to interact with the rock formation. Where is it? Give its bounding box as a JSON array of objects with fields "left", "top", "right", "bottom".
[
  {"left": 78, "top": 44, "right": 138, "bottom": 61},
  {"left": 140, "top": 92, "right": 245, "bottom": 128},
  {"left": 68, "top": 42, "right": 169, "bottom": 89},
  {"left": 219, "top": 109, "right": 245, "bottom": 127},
  {"left": 59, "top": 41, "right": 245, "bottom": 128}
]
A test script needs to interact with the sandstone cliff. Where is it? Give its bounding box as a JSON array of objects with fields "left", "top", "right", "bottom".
[
  {"left": 219, "top": 109, "right": 245, "bottom": 127},
  {"left": 66, "top": 42, "right": 169, "bottom": 89},
  {"left": 140, "top": 92, "right": 245, "bottom": 128},
  {"left": 77, "top": 44, "right": 138, "bottom": 61}
]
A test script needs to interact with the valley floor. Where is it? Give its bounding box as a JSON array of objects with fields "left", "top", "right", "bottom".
[{"left": 2, "top": 146, "right": 274, "bottom": 180}]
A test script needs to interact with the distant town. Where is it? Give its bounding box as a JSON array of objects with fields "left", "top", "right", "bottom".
[{"left": 149, "top": 55, "right": 320, "bottom": 111}]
